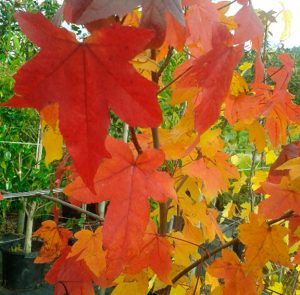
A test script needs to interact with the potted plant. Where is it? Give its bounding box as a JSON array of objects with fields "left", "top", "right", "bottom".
[{"left": 1, "top": 200, "right": 45, "bottom": 290}]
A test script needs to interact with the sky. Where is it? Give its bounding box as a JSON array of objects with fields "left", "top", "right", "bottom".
[
  {"left": 52, "top": 0, "right": 300, "bottom": 48},
  {"left": 243, "top": 0, "right": 300, "bottom": 48}
]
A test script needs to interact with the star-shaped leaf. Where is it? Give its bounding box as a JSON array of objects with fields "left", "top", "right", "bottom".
[
  {"left": 238, "top": 213, "right": 292, "bottom": 272},
  {"left": 68, "top": 227, "right": 106, "bottom": 277},
  {"left": 65, "top": 136, "right": 176, "bottom": 282},
  {"left": 4, "top": 12, "right": 161, "bottom": 189},
  {"left": 33, "top": 220, "right": 72, "bottom": 264}
]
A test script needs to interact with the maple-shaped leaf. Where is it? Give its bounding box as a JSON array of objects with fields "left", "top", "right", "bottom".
[
  {"left": 174, "top": 24, "right": 243, "bottom": 134},
  {"left": 64, "top": 0, "right": 185, "bottom": 48},
  {"left": 126, "top": 221, "right": 173, "bottom": 283},
  {"left": 182, "top": 152, "right": 239, "bottom": 202},
  {"left": 258, "top": 177, "right": 300, "bottom": 219},
  {"left": 238, "top": 213, "right": 292, "bottom": 272},
  {"left": 33, "top": 220, "right": 72, "bottom": 263},
  {"left": 207, "top": 249, "right": 258, "bottom": 295},
  {"left": 179, "top": 198, "right": 224, "bottom": 243},
  {"left": 45, "top": 246, "right": 95, "bottom": 295},
  {"left": 184, "top": 0, "right": 219, "bottom": 54},
  {"left": 225, "top": 93, "right": 266, "bottom": 125},
  {"left": 68, "top": 227, "right": 106, "bottom": 277},
  {"left": 3, "top": 12, "right": 161, "bottom": 189},
  {"left": 233, "top": 4, "right": 263, "bottom": 49},
  {"left": 65, "top": 136, "right": 176, "bottom": 282}
]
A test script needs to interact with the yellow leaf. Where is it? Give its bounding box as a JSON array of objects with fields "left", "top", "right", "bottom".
[
  {"left": 42, "top": 120, "right": 63, "bottom": 166},
  {"left": 268, "top": 282, "right": 283, "bottom": 295},
  {"left": 239, "top": 61, "right": 252, "bottom": 74},
  {"left": 205, "top": 272, "right": 220, "bottom": 291},
  {"left": 280, "top": 1, "right": 292, "bottom": 40},
  {"left": 240, "top": 202, "right": 252, "bottom": 220},
  {"left": 112, "top": 272, "right": 148, "bottom": 295},
  {"left": 222, "top": 201, "right": 237, "bottom": 220},
  {"left": 170, "top": 285, "right": 187, "bottom": 295},
  {"left": 177, "top": 177, "right": 200, "bottom": 201},
  {"left": 130, "top": 50, "right": 158, "bottom": 80},
  {"left": 230, "top": 72, "right": 249, "bottom": 96},
  {"left": 264, "top": 147, "right": 277, "bottom": 165},
  {"left": 123, "top": 9, "right": 141, "bottom": 27},
  {"left": 289, "top": 124, "right": 300, "bottom": 138},
  {"left": 198, "top": 128, "right": 223, "bottom": 158},
  {"left": 251, "top": 170, "right": 268, "bottom": 191},
  {"left": 232, "top": 173, "right": 247, "bottom": 194}
]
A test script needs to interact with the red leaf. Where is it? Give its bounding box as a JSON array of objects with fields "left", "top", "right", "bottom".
[
  {"left": 175, "top": 24, "right": 243, "bottom": 134},
  {"left": 233, "top": 4, "right": 263, "bottom": 48},
  {"left": 126, "top": 221, "right": 173, "bottom": 283},
  {"left": 3, "top": 12, "right": 161, "bottom": 189},
  {"left": 65, "top": 137, "right": 176, "bottom": 282},
  {"left": 64, "top": 0, "right": 185, "bottom": 48},
  {"left": 184, "top": 0, "right": 219, "bottom": 53},
  {"left": 45, "top": 247, "right": 95, "bottom": 295}
]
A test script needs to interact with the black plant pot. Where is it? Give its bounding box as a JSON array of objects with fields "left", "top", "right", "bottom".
[{"left": 1, "top": 240, "right": 45, "bottom": 290}]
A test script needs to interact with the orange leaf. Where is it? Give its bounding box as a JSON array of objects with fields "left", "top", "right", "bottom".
[
  {"left": 183, "top": 152, "right": 239, "bottom": 202},
  {"left": 68, "top": 227, "right": 106, "bottom": 277},
  {"left": 207, "top": 249, "right": 258, "bottom": 295},
  {"left": 238, "top": 213, "right": 292, "bottom": 272},
  {"left": 126, "top": 221, "right": 173, "bottom": 283},
  {"left": 33, "top": 220, "right": 72, "bottom": 263}
]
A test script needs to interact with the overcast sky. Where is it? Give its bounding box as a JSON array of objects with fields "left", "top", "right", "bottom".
[{"left": 246, "top": 0, "right": 299, "bottom": 48}]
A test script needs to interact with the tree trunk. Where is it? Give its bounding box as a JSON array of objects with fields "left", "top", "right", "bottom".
[{"left": 24, "top": 202, "right": 36, "bottom": 254}]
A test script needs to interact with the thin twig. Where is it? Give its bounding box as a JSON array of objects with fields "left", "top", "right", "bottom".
[
  {"left": 156, "top": 47, "right": 174, "bottom": 80},
  {"left": 157, "top": 66, "right": 192, "bottom": 95},
  {"left": 38, "top": 194, "right": 104, "bottom": 222},
  {"left": 217, "top": 0, "right": 237, "bottom": 11},
  {"left": 129, "top": 127, "right": 143, "bottom": 154}
]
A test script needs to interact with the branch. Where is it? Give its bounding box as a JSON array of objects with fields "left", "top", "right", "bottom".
[
  {"left": 157, "top": 66, "right": 192, "bottom": 95},
  {"left": 129, "top": 127, "right": 143, "bottom": 154},
  {"left": 38, "top": 194, "right": 104, "bottom": 223},
  {"left": 217, "top": 0, "right": 237, "bottom": 11},
  {"left": 170, "top": 210, "right": 295, "bottom": 285},
  {"left": 156, "top": 47, "right": 174, "bottom": 81}
]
